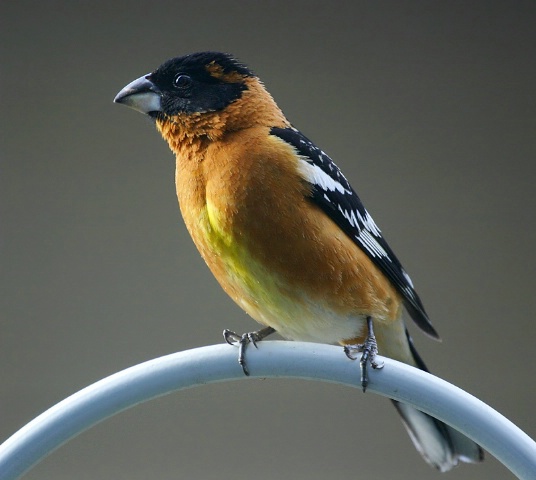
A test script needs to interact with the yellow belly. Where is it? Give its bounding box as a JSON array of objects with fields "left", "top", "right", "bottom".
[{"left": 187, "top": 199, "right": 363, "bottom": 343}]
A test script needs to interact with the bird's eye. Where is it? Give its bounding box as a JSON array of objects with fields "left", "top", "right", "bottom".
[{"left": 173, "top": 74, "right": 193, "bottom": 90}]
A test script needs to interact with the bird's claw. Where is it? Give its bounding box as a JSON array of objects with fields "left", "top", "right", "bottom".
[
  {"left": 223, "top": 327, "right": 276, "bottom": 376},
  {"left": 223, "top": 329, "right": 242, "bottom": 346},
  {"left": 223, "top": 329, "right": 252, "bottom": 375},
  {"left": 344, "top": 317, "right": 384, "bottom": 392}
]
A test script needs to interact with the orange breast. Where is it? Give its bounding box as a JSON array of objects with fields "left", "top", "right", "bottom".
[{"left": 173, "top": 126, "right": 402, "bottom": 344}]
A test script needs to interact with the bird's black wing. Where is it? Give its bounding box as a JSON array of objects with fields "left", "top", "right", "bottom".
[{"left": 270, "top": 126, "right": 439, "bottom": 339}]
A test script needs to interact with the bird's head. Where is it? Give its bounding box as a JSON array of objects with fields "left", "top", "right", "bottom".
[{"left": 114, "top": 52, "right": 287, "bottom": 146}]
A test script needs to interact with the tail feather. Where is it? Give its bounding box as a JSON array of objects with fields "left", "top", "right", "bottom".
[
  {"left": 393, "top": 401, "right": 483, "bottom": 472},
  {"left": 393, "top": 330, "right": 484, "bottom": 471}
]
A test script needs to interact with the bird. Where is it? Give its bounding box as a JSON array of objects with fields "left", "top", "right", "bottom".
[{"left": 114, "top": 51, "right": 483, "bottom": 471}]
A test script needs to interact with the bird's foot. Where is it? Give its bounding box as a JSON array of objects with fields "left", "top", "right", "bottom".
[
  {"left": 223, "top": 326, "right": 276, "bottom": 376},
  {"left": 343, "top": 316, "right": 384, "bottom": 392}
]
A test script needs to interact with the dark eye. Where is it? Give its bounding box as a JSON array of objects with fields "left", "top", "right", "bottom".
[{"left": 173, "top": 74, "right": 193, "bottom": 89}]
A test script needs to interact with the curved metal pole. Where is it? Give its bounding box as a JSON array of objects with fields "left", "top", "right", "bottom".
[{"left": 0, "top": 342, "right": 535, "bottom": 479}]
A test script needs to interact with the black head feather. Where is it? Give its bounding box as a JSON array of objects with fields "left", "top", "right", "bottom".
[{"left": 148, "top": 52, "right": 253, "bottom": 115}]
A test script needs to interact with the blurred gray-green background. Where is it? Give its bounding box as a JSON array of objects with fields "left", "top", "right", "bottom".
[{"left": 2, "top": 1, "right": 535, "bottom": 479}]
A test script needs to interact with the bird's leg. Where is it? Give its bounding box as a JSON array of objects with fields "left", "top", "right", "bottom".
[
  {"left": 223, "top": 326, "right": 276, "bottom": 376},
  {"left": 343, "top": 316, "right": 384, "bottom": 392}
]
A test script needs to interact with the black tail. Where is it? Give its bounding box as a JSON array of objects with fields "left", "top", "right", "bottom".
[{"left": 392, "top": 331, "right": 484, "bottom": 471}]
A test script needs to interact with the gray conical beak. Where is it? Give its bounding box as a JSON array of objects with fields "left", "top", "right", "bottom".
[{"left": 114, "top": 74, "right": 162, "bottom": 115}]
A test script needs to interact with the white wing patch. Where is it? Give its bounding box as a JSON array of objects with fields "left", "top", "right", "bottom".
[
  {"left": 297, "top": 155, "right": 387, "bottom": 260},
  {"left": 402, "top": 269, "right": 415, "bottom": 288},
  {"left": 297, "top": 158, "right": 351, "bottom": 195},
  {"left": 338, "top": 205, "right": 382, "bottom": 237},
  {"left": 356, "top": 228, "right": 388, "bottom": 258}
]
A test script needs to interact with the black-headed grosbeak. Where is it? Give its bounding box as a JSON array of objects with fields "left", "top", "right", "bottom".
[{"left": 114, "top": 52, "right": 483, "bottom": 471}]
